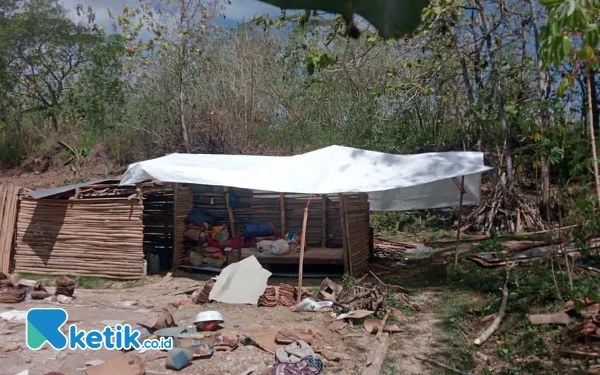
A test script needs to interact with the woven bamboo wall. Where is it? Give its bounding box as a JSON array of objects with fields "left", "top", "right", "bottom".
[
  {"left": 14, "top": 198, "right": 144, "bottom": 279},
  {"left": 0, "top": 184, "right": 19, "bottom": 274},
  {"left": 188, "top": 185, "right": 344, "bottom": 247},
  {"left": 341, "top": 193, "right": 370, "bottom": 276}
]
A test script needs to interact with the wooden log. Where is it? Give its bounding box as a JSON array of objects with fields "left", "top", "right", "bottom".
[
  {"left": 474, "top": 264, "right": 513, "bottom": 346},
  {"left": 360, "top": 332, "right": 389, "bottom": 375}
]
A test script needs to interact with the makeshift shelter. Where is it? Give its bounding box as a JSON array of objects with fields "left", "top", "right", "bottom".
[{"left": 120, "top": 145, "right": 492, "bottom": 277}]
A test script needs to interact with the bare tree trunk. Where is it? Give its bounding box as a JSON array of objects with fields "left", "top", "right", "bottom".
[
  {"left": 528, "top": 0, "right": 552, "bottom": 217},
  {"left": 178, "top": 0, "right": 191, "bottom": 153},
  {"left": 180, "top": 76, "right": 191, "bottom": 153},
  {"left": 476, "top": 0, "right": 513, "bottom": 189},
  {"left": 586, "top": 69, "right": 600, "bottom": 210}
]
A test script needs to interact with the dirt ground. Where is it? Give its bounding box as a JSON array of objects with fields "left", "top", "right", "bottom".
[
  {"left": 0, "top": 275, "right": 445, "bottom": 375},
  {"left": 0, "top": 144, "right": 124, "bottom": 190}
]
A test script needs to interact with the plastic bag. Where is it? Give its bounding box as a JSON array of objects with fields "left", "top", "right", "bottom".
[
  {"left": 271, "top": 239, "right": 290, "bottom": 255},
  {"left": 292, "top": 298, "right": 333, "bottom": 312},
  {"left": 257, "top": 240, "right": 275, "bottom": 253}
]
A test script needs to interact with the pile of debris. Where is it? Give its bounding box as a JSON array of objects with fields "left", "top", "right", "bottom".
[
  {"left": 257, "top": 284, "right": 310, "bottom": 307},
  {"left": 527, "top": 297, "right": 600, "bottom": 361},
  {"left": 562, "top": 298, "right": 600, "bottom": 357},
  {"left": 470, "top": 238, "right": 600, "bottom": 270},
  {"left": 316, "top": 277, "right": 419, "bottom": 318},
  {"left": 0, "top": 273, "right": 51, "bottom": 302}
]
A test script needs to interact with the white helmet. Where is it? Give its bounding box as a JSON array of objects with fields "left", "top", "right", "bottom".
[{"left": 193, "top": 310, "right": 224, "bottom": 324}]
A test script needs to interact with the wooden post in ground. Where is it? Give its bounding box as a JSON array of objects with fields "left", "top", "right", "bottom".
[
  {"left": 280, "top": 193, "right": 286, "bottom": 237},
  {"left": 321, "top": 195, "right": 328, "bottom": 247},
  {"left": 173, "top": 183, "right": 179, "bottom": 269},
  {"left": 224, "top": 187, "right": 236, "bottom": 238},
  {"left": 339, "top": 193, "right": 350, "bottom": 275},
  {"left": 453, "top": 176, "right": 466, "bottom": 266},
  {"left": 297, "top": 206, "right": 309, "bottom": 303}
]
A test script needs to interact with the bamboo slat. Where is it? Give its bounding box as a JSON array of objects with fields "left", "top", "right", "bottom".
[{"left": 14, "top": 197, "right": 144, "bottom": 279}]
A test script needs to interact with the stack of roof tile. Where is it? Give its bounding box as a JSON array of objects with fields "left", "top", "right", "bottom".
[
  {"left": 278, "top": 284, "right": 297, "bottom": 306},
  {"left": 55, "top": 276, "right": 76, "bottom": 297},
  {"left": 194, "top": 280, "right": 214, "bottom": 304},
  {"left": 0, "top": 287, "right": 25, "bottom": 303},
  {"left": 258, "top": 286, "right": 278, "bottom": 307}
]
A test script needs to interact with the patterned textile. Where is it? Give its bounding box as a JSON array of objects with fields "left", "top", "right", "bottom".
[{"left": 271, "top": 360, "right": 320, "bottom": 375}]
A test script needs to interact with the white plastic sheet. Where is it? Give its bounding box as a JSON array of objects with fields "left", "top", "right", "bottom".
[{"left": 120, "top": 145, "right": 492, "bottom": 211}]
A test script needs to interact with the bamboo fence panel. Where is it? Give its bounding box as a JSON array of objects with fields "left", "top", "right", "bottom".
[
  {"left": 343, "top": 193, "right": 370, "bottom": 276},
  {"left": 0, "top": 184, "right": 19, "bottom": 274},
  {"left": 14, "top": 198, "right": 144, "bottom": 279}
]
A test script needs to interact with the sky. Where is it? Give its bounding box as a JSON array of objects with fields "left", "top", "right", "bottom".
[{"left": 62, "top": 0, "right": 282, "bottom": 29}]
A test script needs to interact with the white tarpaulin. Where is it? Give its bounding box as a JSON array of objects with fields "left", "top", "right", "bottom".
[{"left": 120, "top": 145, "right": 492, "bottom": 211}]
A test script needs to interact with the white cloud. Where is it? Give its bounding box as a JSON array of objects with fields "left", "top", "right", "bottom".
[{"left": 224, "top": 0, "right": 280, "bottom": 21}]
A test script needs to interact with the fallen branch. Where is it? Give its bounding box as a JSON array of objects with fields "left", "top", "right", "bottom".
[
  {"left": 559, "top": 349, "right": 600, "bottom": 359},
  {"left": 473, "top": 263, "right": 514, "bottom": 346},
  {"left": 369, "top": 271, "right": 413, "bottom": 294},
  {"left": 414, "top": 354, "right": 473, "bottom": 375}
]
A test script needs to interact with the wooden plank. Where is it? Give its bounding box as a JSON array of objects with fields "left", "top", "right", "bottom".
[{"left": 0, "top": 185, "right": 19, "bottom": 274}]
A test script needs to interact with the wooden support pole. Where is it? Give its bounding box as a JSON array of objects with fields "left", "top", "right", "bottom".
[
  {"left": 297, "top": 206, "right": 309, "bottom": 303},
  {"left": 321, "top": 195, "right": 328, "bottom": 247},
  {"left": 342, "top": 195, "right": 353, "bottom": 275},
  {"left": 280, "top": 192, "right": 286, "bottom": 237},
  {"left": 224, "top": 187, "right": 237, "bottom": 238},
  {"left": 339, "top": 193, "right": 350, "bottom": 275},
  {"left": 173, "top": 183, "right": 179, "bottom": 269},
  {"left": 453, "top": 176, "right": 466, "bottom": 266}
]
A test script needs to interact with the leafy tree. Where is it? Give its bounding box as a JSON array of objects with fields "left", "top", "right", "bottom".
[{"left": 540, "top": 0, "right": 600, "bottom": 209}]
